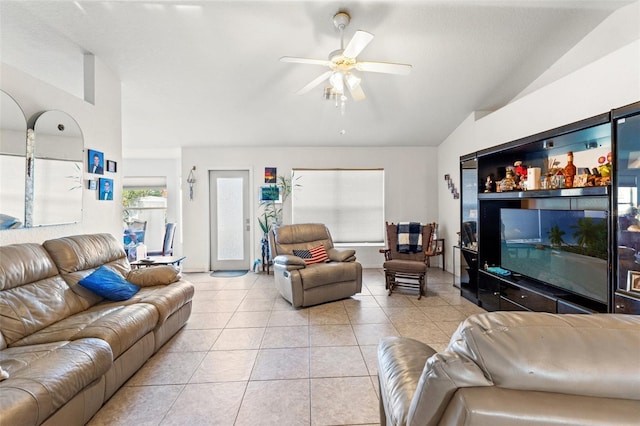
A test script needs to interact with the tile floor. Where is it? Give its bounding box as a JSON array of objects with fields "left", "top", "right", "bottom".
[{"left": 88, "top": 268, "right": 486, "bottom": 426}]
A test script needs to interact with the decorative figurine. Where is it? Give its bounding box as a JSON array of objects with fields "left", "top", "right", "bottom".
[
  {"left": 500, "top": 169, "right": 517, "bottom": 192},
  {"left": 514, "top": 161, "right": 527, "bottom": 181},
  {"left": 484, "top": 175, "right": 493, "bottom": 193}
]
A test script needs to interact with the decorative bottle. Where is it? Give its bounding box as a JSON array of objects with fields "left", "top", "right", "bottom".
[{"left": 564, "top": 151, "right": 577, "bottom": 188}]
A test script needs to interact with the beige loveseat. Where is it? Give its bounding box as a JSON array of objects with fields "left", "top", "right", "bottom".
[
  {"left": 378, "top": 311, "right": 640, "bottom": 425},
  {"left": 269, "top": 223, "right": 362, "bottom": 307},
  {"left": 0, "top": 233, "right": 194, "bottom": 425}
]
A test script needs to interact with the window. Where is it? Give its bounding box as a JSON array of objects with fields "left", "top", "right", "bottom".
[
  {"left": 292, "top": 169, "right": 384, "bottom": 244},
  {"left": 122, "top": 176, "right": 167, "bottom": 252}
]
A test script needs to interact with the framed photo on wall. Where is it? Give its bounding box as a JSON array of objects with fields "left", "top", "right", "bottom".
[
  {"left": 265, "top": 167, "right": 277, "bottom": 183},
  {"left": 99, "top": 178, "right": 113, "bottom": 201},
  {"left": 106, "top": 160, "right": 117, "bottom": 173},
  {"left": 628, "top": 270, "right": 640, "bottom": 292},
  {"left": 259, "top": 185, "right": 282, "bottom": 203},
  {"left": 87, "top": 179, "right": 97, "bottom": 190},
  {"left": 88, "top": 149, "right": 104, "bottom": 174}
]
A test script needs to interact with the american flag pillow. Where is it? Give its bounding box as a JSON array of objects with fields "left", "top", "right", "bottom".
[{"left": 293, "top": 245, "right": 329, "bottom": 265}]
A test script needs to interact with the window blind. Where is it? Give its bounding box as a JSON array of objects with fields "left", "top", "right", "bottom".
[{"left": 292, "top": 169, "right": 384, "bottom": 243}]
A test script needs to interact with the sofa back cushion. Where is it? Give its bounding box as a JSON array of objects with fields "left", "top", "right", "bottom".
[
  {"left": 0, "top": 243, "right": 87, "bottom": 345},
  {"left": 43, "top": 233, "right": 131, "bottom": 307},
  {"left": 270, "top": 224, "right": 333, "bottom": 257},
  {"left": 447, "top": 312, "right": 640, "bottom": 401}
]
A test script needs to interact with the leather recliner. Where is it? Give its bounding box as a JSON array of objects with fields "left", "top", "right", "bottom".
[{"left": 269, "top": 223, "right": 362, "bottom": 308}]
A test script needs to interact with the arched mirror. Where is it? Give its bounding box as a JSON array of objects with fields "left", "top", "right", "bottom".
[
  {"left": 32, "top": 111, "right": 83, "bottom": 227},
  {"left": 0, "top": 90, "right": 27, "bottom": 229}
]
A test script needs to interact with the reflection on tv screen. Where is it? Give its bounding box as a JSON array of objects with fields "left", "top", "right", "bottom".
[{"left": 500, "top": 208, "right": 608, "bottom": 303}]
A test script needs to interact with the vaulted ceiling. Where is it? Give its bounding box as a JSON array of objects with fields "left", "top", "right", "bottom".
[{"left": 1, "top": 1, "right": 635, "bottom": 158}]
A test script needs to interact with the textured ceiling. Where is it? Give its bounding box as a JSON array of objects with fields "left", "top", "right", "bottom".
[{"left": 1, "top": 1, "right": 635, "bottom": 158}]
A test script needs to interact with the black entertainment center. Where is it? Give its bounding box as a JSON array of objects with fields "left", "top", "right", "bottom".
[{"left": 459, "top": 101, "right": 640, "bottom": 315}]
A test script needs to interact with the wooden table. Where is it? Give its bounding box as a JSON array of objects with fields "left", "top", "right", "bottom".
[{"left": 130, "top": 256, "right": 186, "bottom": 269}]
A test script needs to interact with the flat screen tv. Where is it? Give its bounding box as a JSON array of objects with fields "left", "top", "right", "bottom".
[{"left": 500, "top": 208, "right": 608, "bottom": 304}]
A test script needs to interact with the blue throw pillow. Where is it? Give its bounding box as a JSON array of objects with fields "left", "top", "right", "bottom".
[{"left": 79, "top": 266, "right": 140, "bottom": 301}]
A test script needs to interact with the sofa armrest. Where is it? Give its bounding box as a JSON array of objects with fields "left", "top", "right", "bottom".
[
  {"left": 273, "top": 254, "right": 306, "bottom": 270},
  {"left": 378, "top": 337, "right": 437, "bottom": 426},
  {"left": 378, "top": 336, "right": 493, "bottom": 426},
  {"left": 327, "top": 248, "right": 356, "bottom": 262}
]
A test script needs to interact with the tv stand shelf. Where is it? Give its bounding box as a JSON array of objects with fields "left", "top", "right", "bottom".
[
  {"left": 478, "top": 270, "right": 607, "bottom": 314},
  {"left": 477, "top": 186, "right": 609, "bottom": 200},
  {"left": 459, "top": 107, "right": 634, "bottom": 314}
]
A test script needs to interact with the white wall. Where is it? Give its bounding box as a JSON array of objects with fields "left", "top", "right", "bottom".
[
  {"left": 180, "top": 146, "right": 438, "bottom": 271},
  {"left": 437, "top": 39, "right": 640, "bottom": 273},
  {"left": 0, "top": 61, "right": 122, "bottom": 245}
]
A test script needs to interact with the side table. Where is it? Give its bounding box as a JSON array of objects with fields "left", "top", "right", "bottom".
[{"left": 131, "top": 255, "right": 186, "bottom": 269}]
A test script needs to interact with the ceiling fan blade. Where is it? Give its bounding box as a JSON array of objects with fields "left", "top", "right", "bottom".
[
  {"left": 296, "top": 70, "right": 333, "bottom": 95},
  {"left": 343, "top": 30, "right": 374, "bottom": 58},
  {"left": 280, "top": 56, "right": 331, "bottom": 66},
  {"left": 348, "top": 82, "right": 366, "bottom": 102},
  {"left": 356, "top": 61, "right": 412, "bottom": 75}
]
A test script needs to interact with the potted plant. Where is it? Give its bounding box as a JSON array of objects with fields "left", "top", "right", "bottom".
[{"left": 257, "top": 173, "right": 300, "bottom": 265}]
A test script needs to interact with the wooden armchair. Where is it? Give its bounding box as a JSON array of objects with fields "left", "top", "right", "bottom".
[{"left": 380, "top": 222, "right": 435, "bottom": 299}]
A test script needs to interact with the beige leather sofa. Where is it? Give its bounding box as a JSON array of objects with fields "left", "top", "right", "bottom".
[
  {"left": 0, "top": 233, "right": 194, "bottom": 426},
  {"left": 378, "top": 311, "right": 640, "bottom": 426},
  {"left": 269, "top": 223, "right": 362, "bottom": 307}
]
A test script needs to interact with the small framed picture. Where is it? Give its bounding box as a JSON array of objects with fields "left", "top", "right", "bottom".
[
  {"left": 628, "top": 270, "right": 640, "bottom": 292},
  {"left": 88, "top": 149, "right": 104, "bottom": 174},
  {"left": 265, "top": 167, "right": 277, "bottom": 183},
  {"left": 444, "top": 174, "right": 450, "bottom": 181},
  {"left": 106, "top": 160, "right": 117, "bottom": 173},
  {"left": 99, "top": 178, "right": 114, "bottom": 201},
  {"left": 87, "top": 179, "right": 97, "bottom": 190}
]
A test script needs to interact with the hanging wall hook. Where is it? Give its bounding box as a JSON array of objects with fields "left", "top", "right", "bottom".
[{"left": 187, "top": 166, "right": 196, "bottom": 201}]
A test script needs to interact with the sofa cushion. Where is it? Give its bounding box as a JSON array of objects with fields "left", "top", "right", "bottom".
[
  {"left": 0, "top": 338, "right": 112, "bottom": 426},
  {"left": 134, "top": 282, "right": 194, "bottom": 323},
  {"left": 127, "top": 265, "right": 181, "bottom": 287},
  {"left": 271, "top": 223, "right": 333, "bottom": 256},
  {"left": 383, "top": 259, "right": 427, "bottom": 274},
  {"left": 43, "top": 234, "right": 131, "bottom": 307},
  {"left": 0, "top": 243, "right": 87, "bottom": 345},
  {"left": 440, "top": 387, "right": 640, "bottom": 426},
  {"left": 447, "top": 312, "right": 640, "bottom": 401},
  {"left": 79, "top": 266, "right": 140, "bottom": 301},
  {"left": 10, "top": 304, "right": 158, "bottom": 359},
  {"left": 0, "top": 243, "right": 58, "bottom": 290},
  {"left": 298, "top": 262, "right": 359, "bottom": 290}
]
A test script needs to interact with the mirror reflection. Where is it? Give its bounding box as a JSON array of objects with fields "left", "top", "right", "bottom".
[
  {"left": 0, "top": 90, "right": 27, "bottom": 229},
  {"left": 32, "top": 111, "right": 83, "bottom": 227}
]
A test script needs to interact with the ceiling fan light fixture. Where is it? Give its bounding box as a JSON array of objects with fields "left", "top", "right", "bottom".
[
  {"left": 281, "top": 10, "right": 411, "bottom": 114},
  {"left": 329, "top": 72, "right": 345, "bottom": 94},
  {"left": 345, "top": 72, "right": 361, "bottom": 90}
]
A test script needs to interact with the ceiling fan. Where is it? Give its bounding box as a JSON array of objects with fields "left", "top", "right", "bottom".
[{"left": 280, "top": 11, "right": 412, "bottom": 112}]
